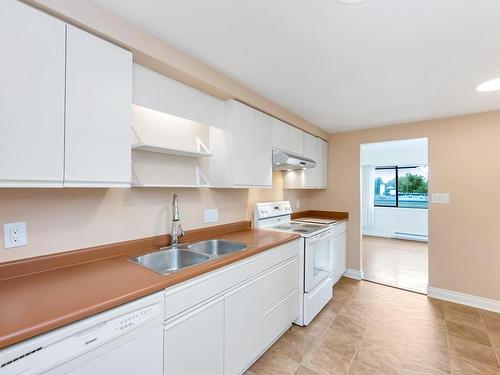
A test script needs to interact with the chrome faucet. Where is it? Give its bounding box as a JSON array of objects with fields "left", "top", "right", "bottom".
[{"left": 171, "top": 194, "right": 184, "bottom": 246}]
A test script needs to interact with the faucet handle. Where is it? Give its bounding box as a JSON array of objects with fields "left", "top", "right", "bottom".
[{"left": 178, "top": 224, "right": 185, "bottom": 237}]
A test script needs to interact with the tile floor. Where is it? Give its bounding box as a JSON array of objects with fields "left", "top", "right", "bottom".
[
  {"left": 362, "top": 236, "right": 428, "bottom": 293},
  {"left": 247, "top": 278, "right": 500, "bottom": 375}
]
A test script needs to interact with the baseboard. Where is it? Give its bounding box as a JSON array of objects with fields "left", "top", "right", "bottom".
[
  {"left": 427, "top": 286, "right": 500, "bottom": 313},
  {"left": 343, "top": 268, "right": 363, "bottom": 280}
]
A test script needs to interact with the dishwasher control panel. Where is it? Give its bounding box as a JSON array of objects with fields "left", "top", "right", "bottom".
[{"left": 112, "top": 304, "right": 159, "bottom": 334}]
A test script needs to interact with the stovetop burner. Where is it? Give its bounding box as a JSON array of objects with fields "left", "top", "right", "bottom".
[{"left": 268, "top": 221, "right": 328, "bottom": 236}]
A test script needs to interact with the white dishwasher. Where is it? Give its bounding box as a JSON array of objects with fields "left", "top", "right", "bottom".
[{"left": 0, "top": 291, "right": 164, "bottom": 375}]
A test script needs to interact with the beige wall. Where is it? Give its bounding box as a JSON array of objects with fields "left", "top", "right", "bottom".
[
  {"left": 0, "top": 172, "right": 301, "bottom": 263},
  {"left": 3, "top": 109, "right": 499, "bottom": 303},
  {"left": 298, "top": 110, "right": 500, "bottom": 301}
]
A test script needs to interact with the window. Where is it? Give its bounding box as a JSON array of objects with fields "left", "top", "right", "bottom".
[
  {"left": 374, "top": 166, "right": 428, "bottom": 209},
  {"left": 374, "top": 167, "right": 397, "bottom": 207}
]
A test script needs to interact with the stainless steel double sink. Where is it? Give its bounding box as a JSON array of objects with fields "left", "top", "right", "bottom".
[{"left": 129, "top": 239, "right": 247, "bottom": 275}]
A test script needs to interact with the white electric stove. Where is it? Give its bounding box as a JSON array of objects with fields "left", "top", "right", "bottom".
[{"left": 253, "top": 201, "right": 335, "bottom": 326}]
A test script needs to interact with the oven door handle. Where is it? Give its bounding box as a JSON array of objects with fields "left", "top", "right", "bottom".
[{"left": 308, "top": 229, "right": 335, "bottom": 243}]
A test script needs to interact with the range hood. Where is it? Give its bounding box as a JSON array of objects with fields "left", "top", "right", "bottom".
[{"left": 272, "top": 149, "right": 316, "bottom": 171}]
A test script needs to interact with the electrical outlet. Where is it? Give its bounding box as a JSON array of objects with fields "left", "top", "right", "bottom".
[
  {"left": 204, "top": 209, "right": 218, "bottom": 224},
  {"left": 3, "top": 222, "right": 27, "bottom": 248},
  {"left": 431, "top": 193, "right": 450, "bottom": 204},
  {"left": 296, "top": 200, "right": 300, "bottom": 209}
]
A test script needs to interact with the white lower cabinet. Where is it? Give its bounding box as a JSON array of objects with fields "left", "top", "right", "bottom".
[
  {"left": 163, "top": 240, "right": 300, "bottom": 375},
  {"left": 225, "top": 276, "right": 263, "bottom": 375},
  {"left": 164, "top": 296, "right": 224, "bottom": 375},
  {"left": 331, "top": 222, "right": 348, "bottom": 284},
  {"left": 262, "top": 290, "right": 299, "bottom": 349}
]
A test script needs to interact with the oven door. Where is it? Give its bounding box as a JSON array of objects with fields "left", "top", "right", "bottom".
[{"left": 304, "top": 229, "right": 334, "bottom": 293}]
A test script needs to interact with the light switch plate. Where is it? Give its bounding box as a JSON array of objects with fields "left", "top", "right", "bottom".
[
  {"left": 204, "top": 209, "right": 218, "bottom": 224},
  {"left": 431, "top": 193, "right": 450, "bottom": 204},
  {"left": 3, "top": 222, "right": 27, "bottom": 248}
]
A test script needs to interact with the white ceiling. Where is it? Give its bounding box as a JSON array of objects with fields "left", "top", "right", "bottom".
[{"left": 91, "top": 0, "right": 500, "bottom": 133}]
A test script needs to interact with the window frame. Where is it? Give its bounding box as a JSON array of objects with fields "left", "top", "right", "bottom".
[{"left": 374, "top": 165, "right": 428, "bottom": 209}]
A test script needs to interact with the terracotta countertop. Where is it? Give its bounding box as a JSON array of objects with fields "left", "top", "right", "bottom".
[
  {"left": 0, "top": 224, "right": 299, "bottom": 349},
  {"left": 291, "top": 209, "right": 349, "bottom": 222}
]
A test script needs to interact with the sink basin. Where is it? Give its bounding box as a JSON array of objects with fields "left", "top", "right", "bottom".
[
  {"left": 188, "top": 239, "right": 247, "bottom": 256},
  {"left": 129, "top": 248, "right": 210, "bottom": 275}
]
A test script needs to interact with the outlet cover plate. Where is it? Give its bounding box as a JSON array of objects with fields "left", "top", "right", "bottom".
[
  {"left": 204, "top": 209, "right": 218, "bottom": 224},
  {"left": 4, "top": 222, "right": 27, "bottom": 248},
  {"left": 431, "top": 193, "right": 450, "bottom": 204}
]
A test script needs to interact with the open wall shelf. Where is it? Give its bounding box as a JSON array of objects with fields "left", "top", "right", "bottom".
[{"left": 132, "top": 143, "right": 212, "bottom": 158}]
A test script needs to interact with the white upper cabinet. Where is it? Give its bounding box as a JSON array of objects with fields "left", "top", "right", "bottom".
[
  {"left": 133, "top": 64, "right": 224, "bottom": 129},
  {"left": 229, "top": 101, "right": 256, "bottom": 186},
  {"left": 317, "top": 138, "right": 328, "bottom": 189},
  {"left": 64, "top": 26, "right": 132, "bottom": 187},
  {"left": 272, "top": 119, "right": 289, "bottom": 151},
  {"left": 283, "top": 136, "right": 328, "bottom": 189},
  {"left": 209, "top": 100, "right": 272, "bottom": 188},
  {"left": 0, "top": 3, "right": 133, "bottom": 188},
  {"left": 303, "top": 132, "right": 318, "bottom": 188},
  {"left": 0, "top": 1, "right": 66, "bottom": 187},
  {"left": 271, "top": 119, "right": 304, "bottom": 155},
  {"left": 289, "top": 126, "right": 304, "bottom": 155},
  {"left": 254, "top": 111, "right": 273, "bottom": 187}
]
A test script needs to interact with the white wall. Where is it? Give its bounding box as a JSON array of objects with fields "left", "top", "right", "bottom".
[
  {"left": 363, "top": 207, "right": 428, "bottom": 239},
  {"left": 361, "top": 138, "right": 428, "bottom": 239}
]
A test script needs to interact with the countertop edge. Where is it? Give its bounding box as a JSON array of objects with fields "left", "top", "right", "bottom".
[{"left": 0, "top": 231, "right": 299, "bottom": 349}]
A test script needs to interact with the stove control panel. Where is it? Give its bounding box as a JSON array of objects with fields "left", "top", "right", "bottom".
[{"left": 254, "top": 201, "right": 292, "bottom": 220}]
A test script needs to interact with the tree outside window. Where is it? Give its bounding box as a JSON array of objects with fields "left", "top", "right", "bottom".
[{"left": 374, "top": 166, "right": 428, "bottom": 208}]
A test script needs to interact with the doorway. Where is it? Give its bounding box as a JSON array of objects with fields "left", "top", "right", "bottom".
[{"left": 360, "top": 138, "right": 429, "bottom": 293}]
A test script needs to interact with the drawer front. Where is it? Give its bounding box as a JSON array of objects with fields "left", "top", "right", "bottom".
[
  {"left": 262, "top": 290, "right": 299, "bottom": 350},
  {"left": 262, "top": 257, "right": 299, "bottom": 311},
  {"left": 164, "top": 239, "right": 299, "bottom": 320},
  {"left": 304, "top": 277, "right": 333, "bottom": 325}
]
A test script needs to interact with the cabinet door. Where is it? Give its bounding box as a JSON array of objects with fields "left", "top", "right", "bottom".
[
  {"left": 0, "top": 1, "right": 65, "bottom": 187},
  {"left": 65, "top": 25, "right": 132, "bottom": 187},
  {"left": 164, "top": 296, "right": 224, "bottom": 375},
  {"left": 225, "top": 276, "right": 263, "bottom": 375},
  {"left": 317, "top": 138, "right": 328, "bottom": 189},
  {"left": 303, "top": 133, "right": 318, "bottom": 188},
  {"left": 272, "top": 119, "right": 289, "bottom": 151},
  {"left": 254, "top": 111, "right": 273, "bottom": 187},
  {"left": 133, "top": 64, "right": 225, "bottom": 129},
  {"left": 228, "top": 101, "right": 255, "bottom": 186},
  {"left": 289, "top": 127, "right": 304, "bottom": 155},
  {"left": 332, "top": 231, "right": 347, "bottom": 284}
]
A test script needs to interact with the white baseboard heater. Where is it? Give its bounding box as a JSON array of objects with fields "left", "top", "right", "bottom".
[{"left": 392, "top": 232, "right": 428, "bottom": 242}]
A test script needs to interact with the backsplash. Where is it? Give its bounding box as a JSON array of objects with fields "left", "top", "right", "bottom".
[{"left": 0, "top": 172, "right": 308, "bottom": 262}]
